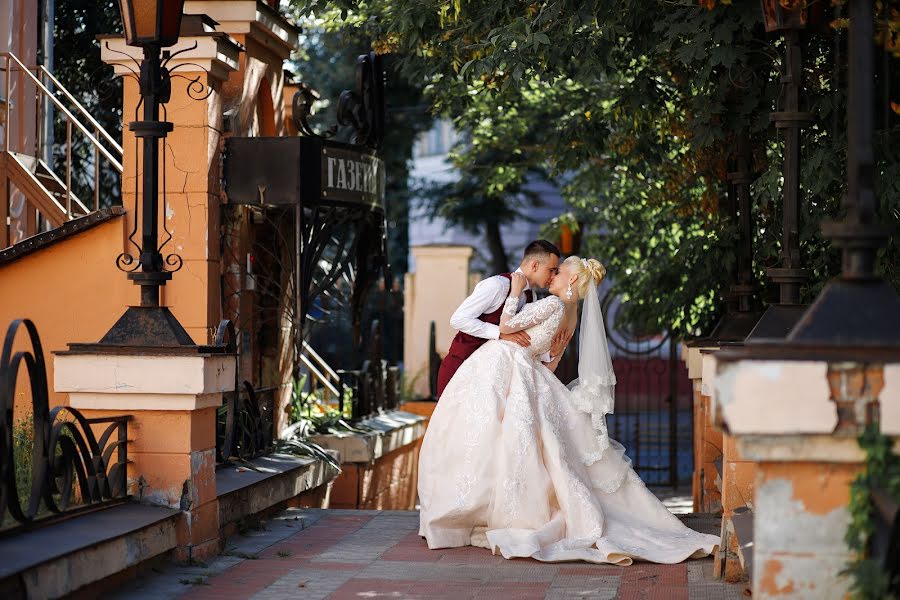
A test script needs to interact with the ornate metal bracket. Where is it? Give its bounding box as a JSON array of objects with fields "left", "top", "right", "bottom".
[
  {"left": 292, "top": 51, "right": 385, "bottom": 151},
  {"left": 104, "top": 40, "right": 215, "bottom": 299}
]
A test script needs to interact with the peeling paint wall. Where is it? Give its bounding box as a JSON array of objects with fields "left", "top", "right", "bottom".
[{"left": 754, "top": 471, "right": 855, "bottom": 599}]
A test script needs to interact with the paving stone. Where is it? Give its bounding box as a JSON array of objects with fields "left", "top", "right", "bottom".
[
  {"left": 249, "top": 567, "right": 359, "bottom": 600},
  {"left": 109, "top": 507, "right": 749, "bottom": 599}
]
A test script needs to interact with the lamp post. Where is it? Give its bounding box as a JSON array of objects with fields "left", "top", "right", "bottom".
[
  {"left": 96, "top": 0, "right": 195, "bottom": 348},
  {"left": 745, "top": 0, "right": 817, "bottom": 340}
]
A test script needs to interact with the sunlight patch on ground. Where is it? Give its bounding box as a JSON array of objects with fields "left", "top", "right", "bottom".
[{"left": 652, "top": 487, "right": 694, "bottom": 515}]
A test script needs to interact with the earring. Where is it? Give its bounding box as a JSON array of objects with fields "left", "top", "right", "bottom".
[{"left": 566, "top": 284, "right": 573, "bottom": 300}]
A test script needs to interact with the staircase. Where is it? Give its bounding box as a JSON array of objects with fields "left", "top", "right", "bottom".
[{"left": 1, "top": 51, "right": 122, "bottom": 249}]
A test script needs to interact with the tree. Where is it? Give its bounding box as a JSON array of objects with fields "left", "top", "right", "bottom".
[
  {"left": 52, "top": 0, "right": 123, "bottom": 207},
  {"left": 284, "top": 16, "right": 434, "bottom": 277},
  {"left": 413, "top": 79, "right": 565, "bottom": 273},
  {"left": 289, "top": 0, "right": 900, "bottom": 336}
]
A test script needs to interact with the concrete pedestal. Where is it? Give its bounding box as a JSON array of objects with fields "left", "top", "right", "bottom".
[
  {"left": 714, "top": 358, "right": 900, "bottom": 599},
  {"left": 55, "top": 350, "right": 236, "bottom": 562}
]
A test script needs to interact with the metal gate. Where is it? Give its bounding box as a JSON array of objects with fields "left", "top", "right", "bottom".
[{"left": 599, "top": 290, "right": 693, "bottom": 488}]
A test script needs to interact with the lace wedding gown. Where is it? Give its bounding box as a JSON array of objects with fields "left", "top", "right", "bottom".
[{"left": 418, "top": 295, "right": 719, "bottom": 565}]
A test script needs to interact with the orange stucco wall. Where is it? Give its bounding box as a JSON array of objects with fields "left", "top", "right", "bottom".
[{"left": 0, "top": 217, "right": 131, "bottom": 411}]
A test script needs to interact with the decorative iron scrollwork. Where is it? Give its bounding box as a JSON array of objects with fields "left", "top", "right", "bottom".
[
  {"left": 292, "top": 51, "right": 385, "bottom": 151},
  {"left": 0, "top": 319, "right": 129, "bottom": 532},
  {"left": 213, "top": 320, "right": 274, "bottom": 464},
  {"left": 292, "top": 83, "right": 326, "bottom": 138},
  {"left": 336, "top": 52, "right": 385, "bottom": 150}
]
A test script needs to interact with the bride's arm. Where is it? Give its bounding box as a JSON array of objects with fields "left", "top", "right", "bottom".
[{"left": 500, "top": 296, "right": 562, "bottom": 334}]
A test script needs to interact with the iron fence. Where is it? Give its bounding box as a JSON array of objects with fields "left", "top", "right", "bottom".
[
  {"left": 0, "top": 319, "right": 129, "bottom": 534},
  {"left": 213, "top": 320, "right": 275, "bottom": 466}
]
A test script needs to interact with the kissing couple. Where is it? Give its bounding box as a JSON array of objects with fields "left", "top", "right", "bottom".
[{"left": 418, "top": 240, "right": 719, "bottom": 565}]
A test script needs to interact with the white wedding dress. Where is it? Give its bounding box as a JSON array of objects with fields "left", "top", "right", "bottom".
[{"left": 418, "top": 294, "right": 719, "bottom": 565}]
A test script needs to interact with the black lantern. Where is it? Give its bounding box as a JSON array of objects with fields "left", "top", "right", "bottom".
[
  {"left": 760, "top": 0, "right": 807, "bottom": 33},
  {"left": 117, "top": 0, "right": 186, "bottom": 48}
]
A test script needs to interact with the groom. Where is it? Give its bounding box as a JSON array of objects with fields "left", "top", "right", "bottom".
[{"left": 436, "top": 240, "right": 568, "bottom": 398}]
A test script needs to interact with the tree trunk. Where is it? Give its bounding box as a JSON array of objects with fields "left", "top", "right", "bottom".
[{"left": 485, "top": 220, "right": 509, "bottom": 274}]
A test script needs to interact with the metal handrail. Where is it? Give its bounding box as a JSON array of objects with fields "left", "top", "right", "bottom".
[
  {"left": 38, "top": 64, "right": 124, "bottom": 156},
  {"left": 301, "top": 340, "right": 343, "bottom": 385},
  {"left": 2, "top": 52, "right": 123, "bottom": 173},
  {"left": 299, "top": 353, "right": 342, "bottom": 398}
]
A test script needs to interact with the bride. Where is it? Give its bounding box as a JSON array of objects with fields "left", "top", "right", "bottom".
[{"left": 418, "top": 256, "right": 719, "bottom": 565}]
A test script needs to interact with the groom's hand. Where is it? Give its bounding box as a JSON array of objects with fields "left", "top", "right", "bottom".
[
  {"left": 500, "top": 331, "right": 531, "bottom": 347},
  {"left": 550, "top": 327, "right": 574, "bottom": 357}
]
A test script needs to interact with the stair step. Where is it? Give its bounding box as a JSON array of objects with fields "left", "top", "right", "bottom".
[{"left": 0, "top": 206, "right": 124, "bottom": 266}]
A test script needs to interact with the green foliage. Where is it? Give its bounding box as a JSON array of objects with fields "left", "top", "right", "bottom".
[
  {"left": 287, "top": 376, "right": 371, "bottom": 437},
  {"left": 12, "top": 415, "right": 34, "bottom": 516},
  {"left": 288, "top": 0, "right": 900, "bottom": 335},
  {"left": 282, "top": 17, "right": 434, "bottom": 276},
  {"left": 843, "top": 424, "right": 900, "bottom": 600},
  {"left": 52, "top": 0, "right": 123, "bottom": 207}
]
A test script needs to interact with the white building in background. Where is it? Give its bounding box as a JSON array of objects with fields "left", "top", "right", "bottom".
[{"left": 407, "top": 119, "right": 567, "bottom": 276}]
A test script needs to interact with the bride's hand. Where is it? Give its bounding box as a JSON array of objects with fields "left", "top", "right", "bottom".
[
  {"left": 550, "top": 327, "right": 574, "bottom": 357},
  {"left": 510, "top": 272, "right": 527, "bottom": 296}
]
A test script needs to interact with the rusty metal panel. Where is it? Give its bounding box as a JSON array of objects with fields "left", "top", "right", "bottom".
[
  {"left": 223, "top": 137, "right": 304, "bottom": 206},
  {"left": 223, "top": 136, "right": 385, "bottom": 210}
]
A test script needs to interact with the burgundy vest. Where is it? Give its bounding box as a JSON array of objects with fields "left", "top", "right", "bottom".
[{"left": 446, "top": 273, "right": 531, "bottom": 361}]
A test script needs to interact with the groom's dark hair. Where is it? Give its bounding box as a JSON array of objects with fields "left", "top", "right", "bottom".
[{"left": 523, "top": 240, "right": 561, "bottom": 260}]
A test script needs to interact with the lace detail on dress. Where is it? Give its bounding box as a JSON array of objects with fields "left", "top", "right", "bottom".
[
  {"left": 501, "top": 379, "right": 534, "bottom": 525},
  {"left": 502, "top": 297, "right": 519, "bottom": 317},
  {"left": 452, "top": 353, "right": 490, "bottom": 516},
  {"left": 505, "top": 295, "right": 561, "bottom": 330},
  {"left": 568, "top": 375, "right": 617, "bottom": 471},
  {"left": 500, "top": 296, "right": 564, "bottom": 359}
]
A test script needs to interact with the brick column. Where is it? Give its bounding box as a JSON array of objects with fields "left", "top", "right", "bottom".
[
  {"left": 55, "top": 351, "right": 236, "bottom": 562},
  {"left": 714, "top": 358, "right": 900, "bottom": 598}
]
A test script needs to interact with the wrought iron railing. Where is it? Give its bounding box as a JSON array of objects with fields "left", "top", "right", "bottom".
[
  {"left": 338, "top": 320, "right": 400, "bottom": 421},
  {"left": 0, "top": 319, "right": 129, "bottom": 534},
  {"left": 300, "top": 339, "right": 348, "bottom": 413},
  {"left": 213, "top": 320, "right": 274, "bottom": 465},
  {"left": 1, "top": 51, "right": 123, "bottom": 239}
]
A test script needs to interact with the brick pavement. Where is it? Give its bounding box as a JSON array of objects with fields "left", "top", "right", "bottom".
[{"left": 112, "top": 509, "right": 747, "bottom": 600}]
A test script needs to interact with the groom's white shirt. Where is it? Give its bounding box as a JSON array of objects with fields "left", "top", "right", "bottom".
[
  {"left": 450, "top": 268, "right": 553, "bottom": 363},
  {"left": 450, "top": 268, "right": 531, "bottom": 341}
]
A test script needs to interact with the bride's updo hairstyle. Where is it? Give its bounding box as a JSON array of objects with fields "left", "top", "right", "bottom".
[{"left": 563, "top": 256, "right": 606, "bottom": 299}]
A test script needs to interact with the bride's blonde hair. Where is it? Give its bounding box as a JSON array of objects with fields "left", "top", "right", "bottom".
[{"left": 562, "top": 256, "right": 606, "bottom": 299}]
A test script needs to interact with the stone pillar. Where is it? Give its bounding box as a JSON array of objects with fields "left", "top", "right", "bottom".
[
  {"left": 714, "top": 357, "right": 900, "bottom": 599},
  {"left": 685, "top": 343, "right": 721, "bottom": 513},
  {"left": 55, "top": 350, "right": 236, "bottom": 562},
  {"left": 404, "top": 245, "right": 474, "bottom": 398},
  {"left": 704, "top": 352, "right": 755, "bottom": 582}
]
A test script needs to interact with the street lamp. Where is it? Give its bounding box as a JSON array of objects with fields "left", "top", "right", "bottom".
[
  {"left": 95, "top": 0, "right": 195, "bottom": 347},
  {"left": 118, "top": 0, "right": 185, "bottom": 47}
]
